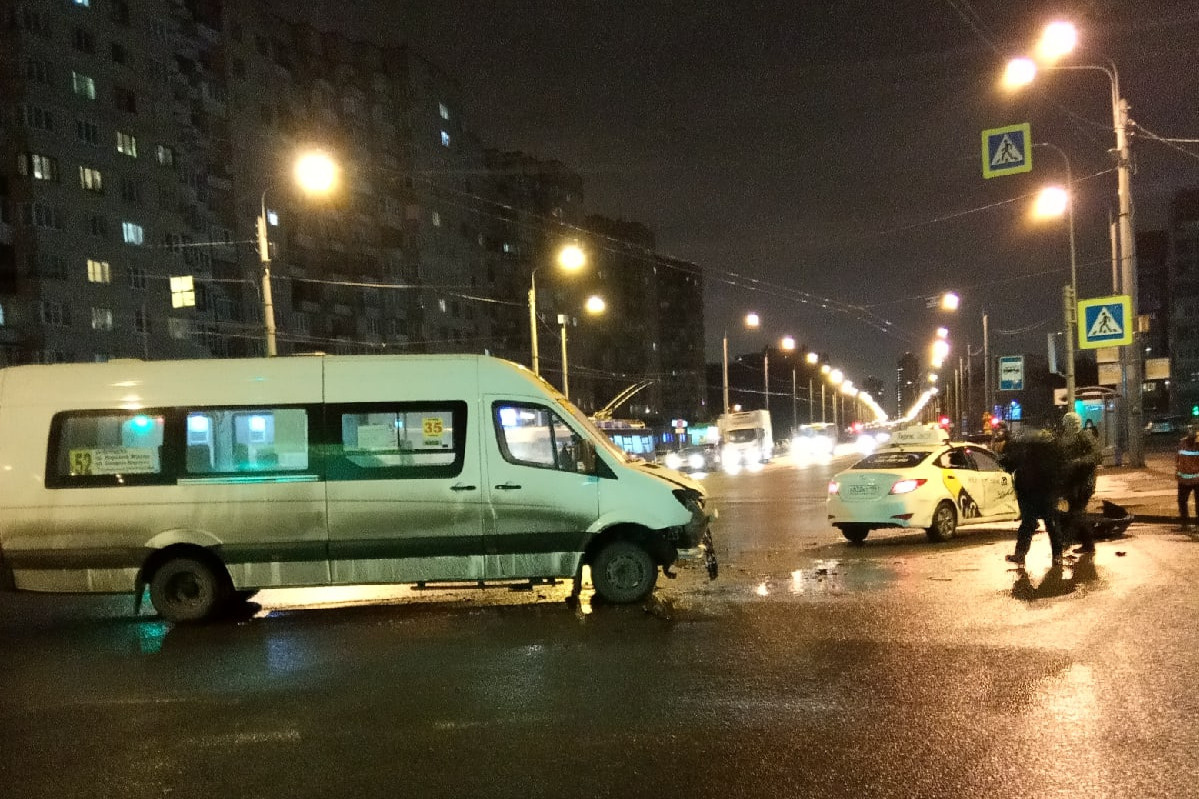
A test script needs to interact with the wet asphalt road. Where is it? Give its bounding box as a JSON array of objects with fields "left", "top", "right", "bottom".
[{"left": 2, "top": 454, "right": 1198, "bottom": 798}]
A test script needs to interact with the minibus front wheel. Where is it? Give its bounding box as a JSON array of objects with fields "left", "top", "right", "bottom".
[
  {"left": 147, "top": 551, "right": 232, "bottom": 623},
  {"left": 591, "top": 540, "right": 658, "bottom": 604}
]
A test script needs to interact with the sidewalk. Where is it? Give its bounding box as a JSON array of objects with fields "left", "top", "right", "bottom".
[{"left": 1093, "top": 450, "right": 1178, "bottom": 524}]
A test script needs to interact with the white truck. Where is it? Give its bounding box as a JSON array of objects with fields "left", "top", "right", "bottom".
[{"left": 718, "top": 409, "right": 773, "bottom": 468}]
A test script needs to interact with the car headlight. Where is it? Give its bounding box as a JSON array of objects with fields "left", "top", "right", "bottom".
[{"left": 688, "top": 453, "right": 704, "bottom": 470}]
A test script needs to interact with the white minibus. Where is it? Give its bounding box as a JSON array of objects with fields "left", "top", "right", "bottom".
[{"left": 0, "top": 355, "right": 716, "bottom": 622}]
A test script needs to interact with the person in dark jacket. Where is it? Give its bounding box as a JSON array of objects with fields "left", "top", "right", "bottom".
[
  {"left": 1001, "top": 428, "right": 1066, "bottom": 566},
  {"left": 1060, "top": 412, "right": 1102, "bottom": 553},
  {"left": 1176, "top": 427, "right": 1199, "bottom": 531}
]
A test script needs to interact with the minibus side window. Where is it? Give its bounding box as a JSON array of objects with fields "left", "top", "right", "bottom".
[
  {"left": 326, "top": 401, "right": 466, "bottom": 480},
  {"left": 493, "top": 402, "right": 593, "bottom": 475},
  {"left": 183, "top": 407, "right": 311, "bottom": 474},
  {"left": 47, "top": 410, "right": 170, "bottom": 488}
]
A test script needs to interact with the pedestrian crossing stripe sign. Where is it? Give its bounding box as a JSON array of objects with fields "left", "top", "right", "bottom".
[
  {"left": 1078, "top": 295, "right": 1133, "bottom": 349},
  {"left": 981, "top": 123, "right": 1032, "bottom": 178}
]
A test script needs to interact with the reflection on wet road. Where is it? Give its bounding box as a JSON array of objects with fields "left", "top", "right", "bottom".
[{"left": 2, "top": 454, "right": 1197, "bottom": 798}]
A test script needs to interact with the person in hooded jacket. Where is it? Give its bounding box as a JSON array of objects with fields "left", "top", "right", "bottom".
[
  {"left": 1059, "top": 412, "right": 1102, "bottom": 553},
  {"left": 1000, "top": 427, "right": 1066, "bottom": 566}
]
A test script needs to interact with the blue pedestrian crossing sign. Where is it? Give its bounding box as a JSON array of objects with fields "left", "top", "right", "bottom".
[
  {"left": 1078, "top": 295, "right": 1133, "bottom": 349},
  {"left": 982, "top": 123, "right": 1032, "bottom": 179}
]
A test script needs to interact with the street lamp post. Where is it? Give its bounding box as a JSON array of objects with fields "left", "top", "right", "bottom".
[
  {"left": 557, "top": 294, "right": 605, "bottom": 401},
  {"left": 1005, "top": 23, "right": 1141, "bottom": 463},
  {"left": 1032, "top": 143, "right": 1080, "bottom": 408},
  {"left": 530, "top": 243, "right": 586, "bottom": 376},
  {"left": 722, "top": 312, "right": 761, "bottom": 414},
  {"left": 806, "top": 352, "right": 819, "bottom": 423},
  {"left": 255, "top": 192, "right": 277, "bottom": 357},
  {"left": 257, "top": 151, "right": 338, "bottom": 356}
]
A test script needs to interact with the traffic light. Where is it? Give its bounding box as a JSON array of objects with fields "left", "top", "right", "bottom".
[
  {"left": 1192, "top": 405, "right": 1199, "bottom": 417},
  {"left": 939, "top": 416, "right": 950, "bottom": 428}
]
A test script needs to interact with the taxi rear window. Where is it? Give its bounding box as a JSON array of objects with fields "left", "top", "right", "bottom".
[{"left": 852, "top": 451, "right": 929, "bottom": 469}]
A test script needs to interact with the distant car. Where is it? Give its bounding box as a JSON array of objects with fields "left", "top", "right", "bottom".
[
  {"left": 826, "top": 425, "right": 1020, "bottom": 545},
  {"left": 1145, "top": 416, "right": 1185, "bottom": 435},
  {"left": 662, "top": 444, "right": 721, "bottom": 473}
]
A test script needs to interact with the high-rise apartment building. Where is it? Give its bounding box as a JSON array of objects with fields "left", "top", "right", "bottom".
[{"left": 1, "top": 1, "right": 705, "bottom": 423}]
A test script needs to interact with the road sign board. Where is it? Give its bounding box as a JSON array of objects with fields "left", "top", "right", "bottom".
[
  {"left": 982, "top": 123, "right": 1032, "bottom": 178},
  {"left": 998, "top": 355, "right": 1024, "bottom": 391},
  {"left": 1078, "top": 295, "right": 1133, "bottom": 349}
]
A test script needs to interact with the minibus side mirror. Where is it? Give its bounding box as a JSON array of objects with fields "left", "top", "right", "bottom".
[{"left": 576, "top": 438, "right": 597, "bottom": 474}]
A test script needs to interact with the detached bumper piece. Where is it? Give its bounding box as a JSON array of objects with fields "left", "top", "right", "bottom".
[{"left": 701, "top": 529, "right": 718, "bottom": 580}]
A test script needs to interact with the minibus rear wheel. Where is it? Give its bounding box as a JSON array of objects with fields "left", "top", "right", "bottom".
[
  {"left": 591, "top": 540, "right": 658, "bottom": 603},
  {"left": 148, "top": 554, "right": 232, "bottom": 623}
]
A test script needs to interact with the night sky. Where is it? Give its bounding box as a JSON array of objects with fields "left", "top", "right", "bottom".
[{"left": 283, "top": 0, "right": 1199, "bottom": 405}]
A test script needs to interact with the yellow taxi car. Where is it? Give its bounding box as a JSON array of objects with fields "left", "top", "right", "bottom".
[{"left": 826, "top": 425, "right": 1019, "bottom": 544}]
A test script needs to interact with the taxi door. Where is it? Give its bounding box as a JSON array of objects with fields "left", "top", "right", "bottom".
[
  {"left": 964, "top": 446, "right": 1018, "bottom": 519},
  {"left": 936, "top": 448, "right": 987, "bottom": 521}
]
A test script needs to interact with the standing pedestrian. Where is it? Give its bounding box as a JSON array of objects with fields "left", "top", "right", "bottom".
[
  {"left": 1001, "top": 428, "right": 1066, "bottom": 566},
  {"left": 1176, "top": 426, "right": 1199, "bottom": 531},
  {"left": 1083, "top": 418, "right": 1099, "bottom": 439},
  {"left": 1060, "top": 412, "right": 1102, "bottom": 553}
]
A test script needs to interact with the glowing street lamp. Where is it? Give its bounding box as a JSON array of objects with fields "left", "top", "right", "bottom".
[
  {"left": 558, "top": 294, "right": 605, "bottom": 400},
  {"left": 1004, "top": 19, "right": 1143, "bottom": 463},
  {"left": 258, "top": 149, "right": 339, "bottom": 356},
  {"left": 721, "top": 312, "right": 764, "bottom": 414},
  {"left": 529, "top": 242, "right": 586, "bottom": 376}
]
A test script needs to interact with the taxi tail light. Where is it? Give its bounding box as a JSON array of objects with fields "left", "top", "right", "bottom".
[
  {"left": 889, "top": 478, "right": 927, "bottom": 495},
  {"left": 828, "top": 480, "right": 840, "bottom": 494}
]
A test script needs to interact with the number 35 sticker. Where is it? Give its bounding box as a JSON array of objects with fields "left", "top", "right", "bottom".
[{"left": 422, "top": 417, "right": 446, "bottom": 446}]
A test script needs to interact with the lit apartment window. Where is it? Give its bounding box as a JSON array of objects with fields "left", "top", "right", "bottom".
[
  {"left": 87, "top": 259, "right": 111, "bottom": 283},
  {"left": 18, "top": 153, "right": 60, "bottom": 181},
  {"left": 440, "top": 130, "right": 451, "bottom": 148},
  {"left": 91, "top": 308, "right": 113, "bottom": 331},
  {"left": 122, "top": 221, "right": 144, "bottom": 245},
  {"left": 116, "top": 131, "right": 137, "bottom": 157},
  {"left": 155, "top": 144, "right": 174, "bottom": 166},
  {"left": 439, "top": 102, "right": 450, "bottom": 120},
  {"left": 74, "top": 0, "right": 91, "bottom": 6},
  {"left": 72, "top": 71, "right": 96, "bottom": 100},
  {"left": 431, "top": 211, "right": 441, "bottom": 227},
  {"left": 80, "top": 166, "right": 103, "bottom": 193},
  {"left": 0, "top": 302, "right": 5, "bottom": 326}
]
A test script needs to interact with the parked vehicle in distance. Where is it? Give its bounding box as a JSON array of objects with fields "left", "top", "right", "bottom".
[
  {"left": 718, "top": 409, "right": 773, "bottom": 469},
  {"left": 1145, "top": 416, "right": 1186, "bottom": 435},
  {"left": 662, "top": 444, "right": 721, "bottom": 473},
  {"left": 0, "top": 355, "right": 717, "bottom": 622},
  {"left": 791, "top": 423, "right": 837, "bottom": 462},
  {"left": 827, "top": 425, "right": 1019, "bottom": 544}
]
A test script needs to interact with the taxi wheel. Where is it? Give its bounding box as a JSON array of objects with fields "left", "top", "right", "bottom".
[
  {"left": 925, "top": 501, "right": 958, "bottom": 542},
  {"left": 838, "top": 525, "right": 870, "bottom": 545}
]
